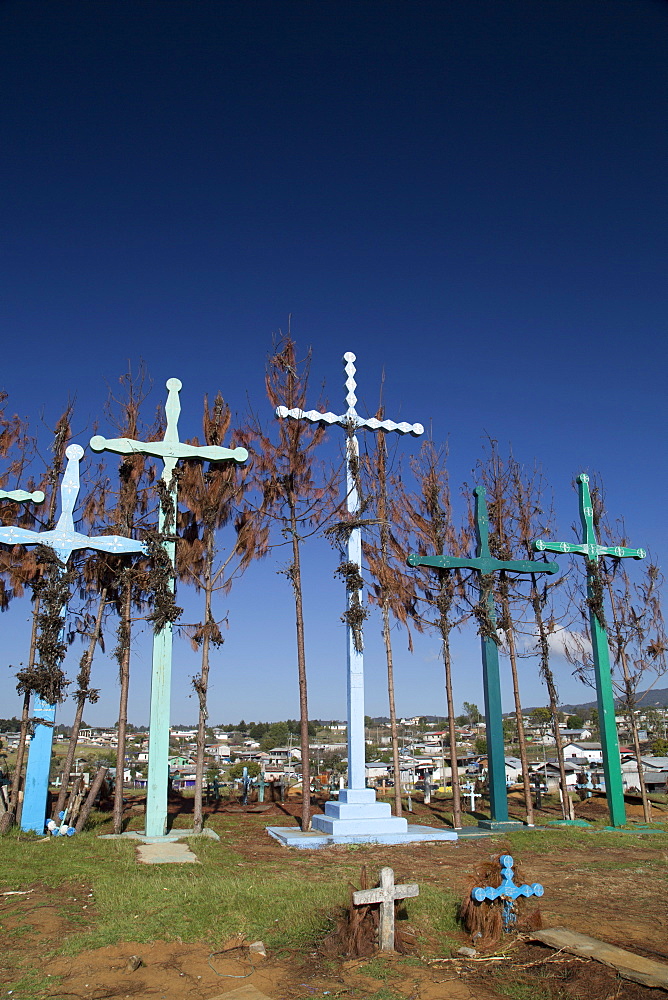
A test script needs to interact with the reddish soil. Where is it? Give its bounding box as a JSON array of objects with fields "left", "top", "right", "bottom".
[{"left": 2, "top": 796, "right": 667, "bottom": 999}]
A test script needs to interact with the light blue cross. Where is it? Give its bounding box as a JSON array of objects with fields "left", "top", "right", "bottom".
[
  {"left": 276, "top": 353, "right": 423, "bottom": 796},
  {"left": 472, "top": 854, "right": 543, "bottom": 930},
  {"left": 0, "top": 444, "right": 146, "bottom": 833},
  {"left": 90, "top": 378, "right": 248, "bottom": 837}
]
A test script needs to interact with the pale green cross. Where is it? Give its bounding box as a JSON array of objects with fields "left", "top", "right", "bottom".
[
  {"left": 0, "top": 488, "right": 44, "bottom": 503},
  {"left": 90, "top": 378, "right": 248, "bottom": 838},
  {"left": 533, "top": 473, "right": 645, "bottom": 827}
]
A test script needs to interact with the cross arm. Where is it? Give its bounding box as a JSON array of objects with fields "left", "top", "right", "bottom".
[
  {"left": 84, "top": 534, "right": 146, "bottom": 556},
  {"left": 0, "top": 489, "right": 45, "bottom": 504},
  {"left": 0, "top": 526, "right": 41, "bottom": 547},
  {"left": 408, "top": 553, "right": 479, "bottom": 571},
  {"left": 90, "top": 435, "right": 248, "bottom": 464},
  {"left": 408, "top": 553, "right": 559, "bottom": 576}
]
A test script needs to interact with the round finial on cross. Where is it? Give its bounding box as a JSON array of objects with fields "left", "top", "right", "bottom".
[
  {"left": 343, "top": 352, "right": 356, "bottom": 363},
  {"left": 66, "top": 444, "right": 84, "bottom": 461},
  {"left": 166, "top": 377, "right": 183, "bottom": 392}
]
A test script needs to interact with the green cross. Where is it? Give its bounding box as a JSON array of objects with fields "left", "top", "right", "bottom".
[
  {"left": 533, "top": 473, "right": 645, "bottom": 827},
  {"left": 90, "top": 378, "right": 248, "bottom": 838},
  {"left": 408, "top": 486, "right": 559, "bottom": 828}
]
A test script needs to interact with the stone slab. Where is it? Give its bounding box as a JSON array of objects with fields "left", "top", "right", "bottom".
[
  {"left": 210, "top": 986, "right": 274, "bottom": 1000},
  {"left": 531, "top": 927, "right": 668, "bottom": 990},
  {"left": 476, "top": 819, "right": 525, "bottom": 832},
  {"left": 136, "top": 840, "right": 200, "bottom": 864},
  {"left": 267, "top": 824, "right": 458, "bottom": 848},
  {"left": 99, "top": 826, "right": 220, "bottom": 844}
]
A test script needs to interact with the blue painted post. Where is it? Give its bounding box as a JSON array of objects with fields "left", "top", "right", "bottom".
[
  {"left": 276, "top": 353, "right": 423, "bottom": 838},
  {"left": 91, "top": 378, "right": 247, "bottom": 838},
  {"left": 0, "top": 446, "right": 145, "bottom": 833}
]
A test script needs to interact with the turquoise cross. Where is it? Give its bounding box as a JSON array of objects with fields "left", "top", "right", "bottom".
[
  {"left": 408, "top": 486, "right": 559, "bottom": 828},
  {"left": 0, "top": 488, "right": 44, "bottom": 504},
  {"left": 277, "top": 353, "right": 422, "bottom": 799},
  {"left": 532, "top": 473, "right": 645, "bottom": 827},
  {"left": 0, "top": 444, "right": 145, "bottom": 834},
  {"left": 90, "top": 377, "right": 248, "bottom": 838}
]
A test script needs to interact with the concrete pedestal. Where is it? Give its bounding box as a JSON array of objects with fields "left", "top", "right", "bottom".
[
  {"left": 311, "top": 787, "right": 408, "bottom": 837},
  {"left": 268, "top": 787, "right": 458, "bottom": 848},
  {"left": 477, "top": 818, "right": 524, "bottom": 832}
]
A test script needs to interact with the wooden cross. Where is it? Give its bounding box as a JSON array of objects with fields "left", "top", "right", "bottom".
[
  {"left": 0, "top": 445, "right": 145, "bottom": 833},
  {"left": 277, "top": 353, "right": 423, "bottom": 795},
  {"left": 408, "top": 486, "right": 559, "bottom": 826},
  {"left": 533, "top": 473, "right": 645, "bottom": 827},
  {"left": 90, "top": 378, "right": 248, "bottom": 837},
  {"left": 352, "top": 867, "right": 419, "bottom": 951}
]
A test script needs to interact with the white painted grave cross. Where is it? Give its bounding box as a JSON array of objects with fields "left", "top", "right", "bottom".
[
  {"left": 352, "top": 866, "right": 419, "bottom": 951},
  {"left": 276, "top": 353, "right": 422, "bottom": 837}
]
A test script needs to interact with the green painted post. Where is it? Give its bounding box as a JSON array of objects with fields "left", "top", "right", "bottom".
[
  {"left": 91, "top": 378, "right": 247, "bottom": 838},
  {"left": 533, "top": 473, "right": 645, "bottom": 827},
  {"left": 408, "top": 486, "right": 559, "bottom": 829}
]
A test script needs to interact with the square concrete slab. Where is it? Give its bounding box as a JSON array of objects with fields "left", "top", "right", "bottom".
[
  {"left": 267, "top": 823, "right": 458, "bottom": 848},
  {"left": 136, "top": 841, "right": 200, "bottom": 864}
]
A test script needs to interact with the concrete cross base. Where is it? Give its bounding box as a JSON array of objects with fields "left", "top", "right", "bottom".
[
  {"left": 476, "top": 819, "right": 525, "bottom": 832},
  {"left": 267, "top": 823, "right": 458, "bottom": 849},
  {"left": 312, "top": 788, "right": 409, "bottom": 837},
  {"left": 98, "top": 827, "right": 220, "bottom": 844}
]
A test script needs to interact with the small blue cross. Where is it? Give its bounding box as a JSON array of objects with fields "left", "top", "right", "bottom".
[{"left": 471, "top": 855, "right": 543, "bottom": 930}]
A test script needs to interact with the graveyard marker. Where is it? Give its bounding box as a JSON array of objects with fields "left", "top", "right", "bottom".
[
  {"left": 533, "top": 473, "right": 645, "bottom": 827},
  {"left": 353, "top": 866, "right": 419, "bottom": 951},
  {"left": 91, "top": 378, "right": 247, "bottom": 837},
  {"left": 0, "top": 445, "right": 145, "bottom": 833},
  {"left": 277, "top": 352, "right": 423, "bottom": 838},
  {"left": 408, "top": 486, "right": 559, "bottom": 829}
]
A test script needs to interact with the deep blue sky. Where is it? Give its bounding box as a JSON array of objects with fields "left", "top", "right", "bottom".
[{"left": 1, "top": 1, "right": 667, "bottom": 727}]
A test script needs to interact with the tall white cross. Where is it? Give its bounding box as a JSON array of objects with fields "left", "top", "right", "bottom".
[{"left": 276, "top": 352, "right": 423, "bottom": 792}]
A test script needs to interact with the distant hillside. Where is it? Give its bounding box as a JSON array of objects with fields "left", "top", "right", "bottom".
[{"left": 529, "top": 688, "right": 668, "bottom": 716}]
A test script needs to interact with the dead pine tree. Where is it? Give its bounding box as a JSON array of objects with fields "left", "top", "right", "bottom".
[
  {"left": 362, "top": 414, "right": 418, "bottom": 818},
  {"left": 92, "top": 366, "right": 156, "bottom": 834},
  {"left": 512, "top": 459, "right": 571, "bottom": 820},
  {"left": 476, "top": 443, "right": 536, "bottom": 827},
  {"left": 241, "top": 335, "right": 336, "bottom": 832},
  {"left": 178, "top": 392, "right": 266, "bottom": 834},
  {"left": 401, "top": 441, "right": 466, "bottom": 829}
]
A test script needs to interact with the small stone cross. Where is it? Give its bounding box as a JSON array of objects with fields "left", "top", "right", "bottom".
[{"left": 352, "top": 866, "right": 419, "bottom": 951}]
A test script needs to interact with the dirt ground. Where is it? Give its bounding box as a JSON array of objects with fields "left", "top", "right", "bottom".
[{"left": 2, "top": 796, "right": 667, "bottom": 1000}]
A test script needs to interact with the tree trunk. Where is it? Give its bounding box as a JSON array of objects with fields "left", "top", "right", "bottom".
[
  {"left": 193, "top": 534, "right": 214, "bottom": 835},
  {"left": 53, "top": 589, "right": 106, "bottom": 820},
  {"left": 500, "top": 591, "right": 534, "bottom": 826},
  {"left": 113, "top": 582, "right": 133, "bottom": 834},
  {"left": 290, "top": 503, "right": 311, "bottom": 831},
  {"left": 381, "top": 599, "right": 402, "bottom": 817},
  {"left": 441, "top": 626, "right": 462, "bottom": 828},
  {"left": 530, "top": 583, "right": 569, "bottom": 819},
  {"left": 75, "top": 766, "right": 108, "bottom": 833},
  {"left": 9, "top": 590, "right": 42, "bottom": 820}
]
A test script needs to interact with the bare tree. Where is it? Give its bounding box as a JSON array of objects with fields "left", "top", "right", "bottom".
[
  {"left": 473, "top": 444, "right": 536, "bottom": 825},
  {"left": 401, "top": 441, "right": 465, "bottom": 829},
  {"left": 241, "top": 336, "right": 335, "bottom": 831},
  {"left": 178, "top": 393, "right": 266, "bottom": 833}
]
